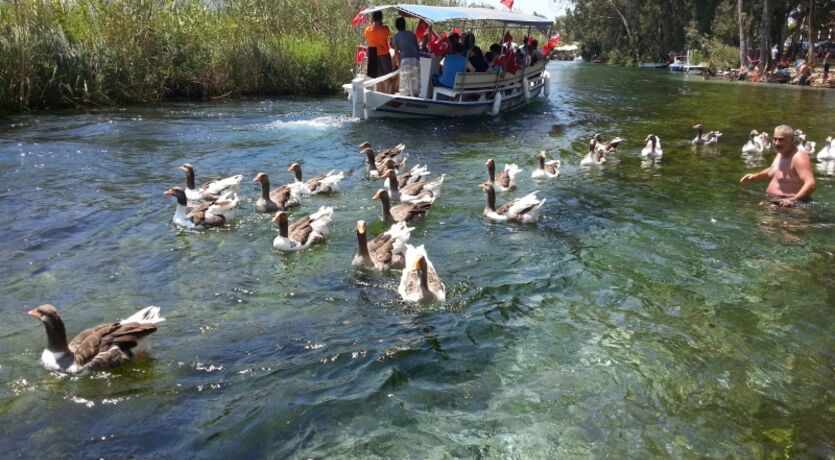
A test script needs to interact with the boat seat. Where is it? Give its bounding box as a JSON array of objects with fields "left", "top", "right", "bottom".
[{"left": 432, "top": 63, "right": 546, "bottom": 101}]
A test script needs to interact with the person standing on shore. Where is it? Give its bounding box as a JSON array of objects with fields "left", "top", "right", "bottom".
[
  {"left": 364, "top": 10, "right": 393, "bottom": 93},
  {"left": 739, "top": 125, "right": 816, "bottom": 207},
  {"left": 390, "top": 17, "right": 421, "bottom": 97},
  {"left": 824, "top": 52, "right": 831, "bottom": 83}
]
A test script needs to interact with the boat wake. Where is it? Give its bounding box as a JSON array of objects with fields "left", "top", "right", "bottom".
[{"left": 264, "top": 115, "right": 354, "bottom": 131}]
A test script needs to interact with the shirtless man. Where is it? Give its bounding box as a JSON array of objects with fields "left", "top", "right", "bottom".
[{"left": 740, "top": 125, "right": 816, "bottom": 207}]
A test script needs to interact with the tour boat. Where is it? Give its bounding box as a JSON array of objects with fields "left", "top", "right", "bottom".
[{"left": 344, "top": 5, "right": 553, "bottom": 120}]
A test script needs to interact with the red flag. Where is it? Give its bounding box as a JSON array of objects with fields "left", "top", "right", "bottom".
[
  {"left": 503, "top": 31, "right": 513, "bottom": 44},
  {"left": 501, "top": 48, "right": 519, "bottom": 74},
  {"left": 500, "top": 0, "right": 514, "bottom": 9},
  {"left": 428, "top": 32, "right": 449, "bottom": 57},
  {"left": 355, "top": 45, "right": 368, "bottom": 64},
  {"left": 351, "top": 7, "right": 366, "bottom": 26},
  {"left": 415, "top": 19, "right": 429, "bottom": 39},
  {"left": 451, "top": 27, "right": 462, "bottom": 35}
]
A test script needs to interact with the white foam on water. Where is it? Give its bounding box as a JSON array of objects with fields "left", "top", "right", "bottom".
[{"left": 263, "top": 115, "right": 354, "bottom": 131}]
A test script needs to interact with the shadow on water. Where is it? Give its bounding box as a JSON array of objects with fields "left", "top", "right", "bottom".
[{"left": 0, "top": 62, "right": 834, "bottom": 457}]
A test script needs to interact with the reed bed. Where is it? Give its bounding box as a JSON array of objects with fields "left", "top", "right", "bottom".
[{"left": 0, "top": 0, "right": 361, "bottom": 111}]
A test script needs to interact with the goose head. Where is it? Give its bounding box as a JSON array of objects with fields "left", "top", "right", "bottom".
[
  {"left": 485, "top": 159, "right": 496, "bottom": 181},
  {"left": 180, "top": 163, "right": 196, "bottom": 189},
  {"left": 272, "top": 211, "right": 289, "bottom": 236},
  {"left": 164, "top": 187, "right": 188, "bottom": 206},
  {"left": 28, "top": 304, "right": 70, "bottom": 352},
  {"left": 359, "top": 141, "right": 372, "bottom": 150},
  {"left": 748, "top": 130, "right": 759, "bottom": 141},
  {"left": 372, "top": 189, "right": 390, "bottom": 202},
  {"left": 253, "top": 172, "right": 270, "bottom": 185},
  {"left": 360, "top": 147, "right": 376, "bottom": 164},
  {"left": 693, "top": 123, "right": 705, "bottom": 132},
  {"left": 287, "top": 163, "right": 303, "bottom": 181},
  {"left": 479, "top": 182, "right": 497, "bottom": 210}
]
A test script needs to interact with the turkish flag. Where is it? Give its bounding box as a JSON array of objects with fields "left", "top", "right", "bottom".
[
  {"left": 355, "top": 45, "right": 368, "bottom": 64},
  {"left": 428, "top": 32, "right": 449, "bottom": 57},
  {"left": 500, "top": 0, "right": 514, "bottom": 9},
  {"left": 351, "top": 8, "right": 366, "bottom": 26},
  {"left": 415, "top": 19, "right": 429, "bottom": 39}
]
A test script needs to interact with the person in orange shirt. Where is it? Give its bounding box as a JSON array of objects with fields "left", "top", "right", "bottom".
[{"left": 364, "top": 10, "right": 393, "bottom": 93}]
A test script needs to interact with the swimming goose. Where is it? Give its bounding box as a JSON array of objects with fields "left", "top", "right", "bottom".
[
  {"left": 531, "top": 150, "right": 560, "bottom": 179},
  {"left": 359, "top": 142, "right": 406, "bottom": 164},
  {"left": 593, "top": 134, "right": 624, "bottom": 155},
  {"left": 641, "top": 135, "right": 663, "bottom": 159},
  {"left": 271, "top": 206, "right": 334, "bottom": 251},
  {"left": 741, "top": 130, "right": 769, "bottom": 153},
  {"left": 253, "top": 173, "right": 300, "bottom": 212},
  {"left": 164, "top": 187, "right": 238, "bottom": 228},
  {"left": 352, "top": 220, "right": 413, "bottom": 271},
  {"left": 384, "top": 169, "right": 445, "bottom": 203},
  {"left": 28, "top": 304, "right": 164, "bottom": 375},
  {"left": 362, "top": 148, "right": 407, "bottom": 178},
  {"left": 486, "top": 159, "right": 520, "bottom": 192},
  {"left": 692, "top": 124, "right": 722, "bottom": 145},
  {"left": 180, "top": 163, "right": 243, "bottom": 204},
  {"left": 373, "top": 189, "right": 433, "bottom": 224},
  {"left": 287, "top": 163, "right": 344, "bottom": 196},
  {"left": 479, "top": 183, "right": 545, "bottom": 223},
  {"left": 817, "top": 137, "right": 834, "bottom": 161},
  {"left": 581, "top": 140, "right": 606, "bottom": 166},
  {"left": 398, "top": 244, "right": 446, "bottom": 303},
  {"left": 384, "top": 163, "right": 430, "bottom": 189}
]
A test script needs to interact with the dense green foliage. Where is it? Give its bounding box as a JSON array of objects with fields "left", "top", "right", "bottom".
[
  {"left": 0, "top": 0, "right": 367, "bottom": 111},
  {"left": 560, "top": 0, "right": 834, "bottom": 69}
]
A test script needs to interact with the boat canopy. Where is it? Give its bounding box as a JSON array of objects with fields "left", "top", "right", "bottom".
[{"left": 359, "top": 4, "right": 553, "bottom": 30}]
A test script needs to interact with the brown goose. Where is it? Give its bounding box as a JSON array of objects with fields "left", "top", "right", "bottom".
[
  {"left": 398, "top": 244, "right": 446, "bottom": 303},
  {"left": 28, "top": 304, "right": 164, "bottom": 375},
  {"left": 359, "top": 141, "right": 406, "bottom": 164},
  {"left": 353, "top": 220, "right": 413, "bottom": 271},
  {"left": 479, "top": 183, "right": 545, "bottom": 223},
  {"left": 372, "top": 189, "right": 433, "bottom": 224},
  {"left": 385, "top": 162, "right": 430, "bottom": 188},
  {"left": 271, "top": 206, "right": 334, "bottom": 251},
  {"left": 592, "top": 133, "right": 624, "bottom": 155},
  {"left": 180, "top": 163, "right": 242, "bottom": 204},
  {"left": 253, "top": 172, "right": 300, "bottom": 212},
  {"left": 531, "top": 151, "right": 561, "bottom": 179},
  {"left": 287, "top": 163, "right": 344, "bottom": 195},
  {"left": 486, "top": 158, "right": 520, "bottom": 192},
  {"left": 362, "top": 148, "right": 407, "bottom": 178},
  {"left": 383, "top": 169, "right": 445, "bottom": 203},
  {"left": 164, "top": 187, "right": 238, "bottom": 228},
  {"left": 692, "top": 124, "right": 722, "bottom": 145}
]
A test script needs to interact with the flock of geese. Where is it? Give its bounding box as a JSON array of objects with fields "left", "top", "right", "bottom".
[{"left": 29, "top": 126, "right": 835, "bottom": 375}]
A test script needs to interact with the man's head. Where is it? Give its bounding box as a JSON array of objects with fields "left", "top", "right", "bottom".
[
  {"left": 772, "top": 124, "right": 796, "bottom": 154},
  {"left": 372, "top": 10, "right": 383, "bottom": 23},
  {"left": 395, "top": 17, "right": 406, "bottom": 31}
]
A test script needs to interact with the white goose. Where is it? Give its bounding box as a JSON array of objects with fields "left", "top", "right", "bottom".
[
  {"left": 180, "top": 163, "right": 242, "bottom": 204},
  {"left": 816, "top": 137, "right": 834, "bottom": 161},
  {"left": 741, "top": 130, "right": 770, "bottom": 153},
  {"left": 479, "top": 183, "right": 545, "bottom": 223},
  {"left": 352, "top": 220, "right": 413, "bottom": 271},
  {"left": 593, "top": 134, "right": 624, "bottom": 155},
  {"left": 486, "top": 159, "right": 520, "bottom": 192},
  {"left": 271, "top": 206, "right": 334, "bottom": 251},
  {"left": 531, "top": 151, "right": 560, "bottom": 179},
  {"left": 581, "top": 140, "right": 606, "bottom": 166},
  {"left": 641, "top": 134, "right": 663, "bottom": 159},
  {"left": 28, "top": 304, "right": 164, "bottom": 375},
  {"left": 287, "top": 163, "right": 344, "bottom": 196},
  {"left": 692, "top": 124, "right": 722, "bottom": 145},
  {"left": 398, "top": 244, "right": 446, "bottom": 304},
  {"left": 164, "top": 187, "right": 239, "bottom": 228}
]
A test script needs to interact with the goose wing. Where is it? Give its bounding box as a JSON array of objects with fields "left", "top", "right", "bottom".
[
  {"left": 70, "top": 322, "right": 158, "bottom": 370},
  {"left": 188, "top": 203, "right": 226, "bottom": 227}
]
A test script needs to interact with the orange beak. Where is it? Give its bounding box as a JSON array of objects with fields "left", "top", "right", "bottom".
[{"left": 27, "top": 309, "right": 39, "bottom": 318}]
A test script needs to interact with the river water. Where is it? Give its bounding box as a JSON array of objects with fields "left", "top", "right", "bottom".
[{"left": 0, "top": 63, "right": 833, "bottom": 458}]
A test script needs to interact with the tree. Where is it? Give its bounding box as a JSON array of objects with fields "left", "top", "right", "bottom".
[
  {"left": 738, "top": 0, "right": 750, "bottom": 69},
  {"left": 760, "top": 0, "right": 771, "bottom": 69}
]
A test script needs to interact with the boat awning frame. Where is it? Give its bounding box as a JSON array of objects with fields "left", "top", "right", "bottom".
[{"left": 359, "top": 4, "right": 553, "bottom": 31}]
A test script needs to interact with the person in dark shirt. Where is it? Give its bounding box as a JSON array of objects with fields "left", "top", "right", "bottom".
[{"left": 468, "top": 46, "right": 489, "bottom": 72}]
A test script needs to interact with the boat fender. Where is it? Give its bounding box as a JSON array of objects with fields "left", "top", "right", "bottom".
[
  {"left": 492, "top": 92, "right": 502, "bottom": 116},
  {"left": 523, "top": 77, "right": 531, "bottom": 101},
  {"left": 543, "top": 71, "right": 550, "bottom": 97},
  {"left": 352, "top": 77, "right": 366, "bottom": 120}
]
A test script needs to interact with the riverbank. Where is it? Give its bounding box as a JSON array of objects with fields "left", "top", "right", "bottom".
[
  {"left": 721, "top": 65, "right": 834, "bottom": 88},
  {"left": 0, "top": 0, "right": 358, "bottom": 112}
]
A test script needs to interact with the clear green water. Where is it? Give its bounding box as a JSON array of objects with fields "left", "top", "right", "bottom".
[{"left": 0, "top": 63, "right": 833, "bottom": 458}]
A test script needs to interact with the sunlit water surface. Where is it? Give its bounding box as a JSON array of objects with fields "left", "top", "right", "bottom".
[{"left": 1, "top": 63, "right": 833, "bottom": 458}]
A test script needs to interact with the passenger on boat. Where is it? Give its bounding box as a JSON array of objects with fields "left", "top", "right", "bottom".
[
  {"left": 488, "top": 44, "right": 505, "bottom": 74},
  {"left": 435, "top": 41, "right": 475, "bottom": 88},
  {"left": 529, "top": 40, "right": 545, "bottom": 65},
  {"left": 364, "top": 10, "right": 392, "bottom": 93},
  {"left": 391, "top": 17, "right": 421, "bottom": 96},
  {"left": 469, "top": 46, "right": 489, "bottom": 72}
]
